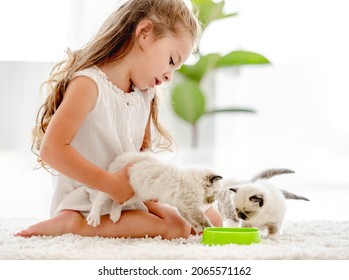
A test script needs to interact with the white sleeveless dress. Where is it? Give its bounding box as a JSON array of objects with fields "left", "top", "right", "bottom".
[{"left": 50, "top": 66, "right": 154, "bottom": 217}]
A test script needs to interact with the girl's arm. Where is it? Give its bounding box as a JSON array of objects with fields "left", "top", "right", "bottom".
[{"left": 40, "top": 76, "right": 134, "bottom": 204}]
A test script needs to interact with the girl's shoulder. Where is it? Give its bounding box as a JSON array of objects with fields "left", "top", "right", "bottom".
[
  {"left": 73, "top": 66, "right": 120, "bottom": 100},
  {"left": 63, "top": 75, "right": 99, "bottom": 115},
  {"left": 73, "top": 67, "right": 102, "bottom": 88}
]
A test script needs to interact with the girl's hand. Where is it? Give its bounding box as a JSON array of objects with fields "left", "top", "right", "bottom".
[{"left": 108, "top": 163, "right": 135, "bottom": 204}]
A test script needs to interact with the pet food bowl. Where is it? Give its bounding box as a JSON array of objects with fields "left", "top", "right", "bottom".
[{"left": 201, "top": 227, "right": 261, "bottom": 246}]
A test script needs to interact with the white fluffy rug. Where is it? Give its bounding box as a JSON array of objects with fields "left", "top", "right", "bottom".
[{"left": 1, "top": 218, "right": 348, "bottom": 260}]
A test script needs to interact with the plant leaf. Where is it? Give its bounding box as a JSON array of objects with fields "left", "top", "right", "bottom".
[
  {"left": 171, "top": 80, "right": 206, "bottom": 124},
  {"left": 178, "top": 53, "right": 221, "bottom": 81},
  {"left": 205, "top": 108, "right": 256, "bottom": 115},
  {"left": 192, "top": 0, "right": 238, "bottom": 30},
  {"left": 178, "top": 50, "right": 270, "bottom": 81},
  {"left": 216, "top": 50, "right": 270, "bottom": 67}
]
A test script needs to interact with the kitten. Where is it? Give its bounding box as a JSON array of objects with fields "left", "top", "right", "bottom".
[
  {"left": 86, "top": 151, "right": 223, "bottom": 233},
  {"left": 217, "top": 169, "right": 309, "bottom": 238}
]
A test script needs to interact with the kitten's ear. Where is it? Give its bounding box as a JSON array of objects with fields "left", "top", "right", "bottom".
[
  {"left": 229, "top": 187, "right": 238, "bottom": 193},
  {"left": 209, "top": 174, "right": 223, "bottom": 184},
  {"left": 249, "top": 195, "right": 264, "bottom": 207}
]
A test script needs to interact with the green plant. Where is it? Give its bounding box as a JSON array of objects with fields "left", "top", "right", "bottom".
[{"left": 171, "top": 0, "right": 270, "bottom": 147}]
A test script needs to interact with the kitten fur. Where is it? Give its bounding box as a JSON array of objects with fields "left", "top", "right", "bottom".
[
  {"left": 86, "top": 151, "right": 223, "bottom": 233},
  {"left": 217, "top": 168, "right": 309, "bottom": 238}
]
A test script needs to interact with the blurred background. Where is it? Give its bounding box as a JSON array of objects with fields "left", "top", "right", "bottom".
[{"left": 0, "top": 0, "right": 348, "bottom": 220}]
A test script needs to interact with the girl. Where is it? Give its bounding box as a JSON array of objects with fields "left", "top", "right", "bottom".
[{"left": 16, "top": 0, "right": 222, "bottom": 240}]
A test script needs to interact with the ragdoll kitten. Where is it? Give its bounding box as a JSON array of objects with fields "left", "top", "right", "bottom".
[
  {"left": 86, "top": 151, "right": 223, "bottom": 233},
  {"left": 217, "top": 169, "right": 309, "bottom": 238}
]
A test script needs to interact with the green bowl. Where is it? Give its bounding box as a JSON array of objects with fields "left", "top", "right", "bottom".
[{"left": 201, "top": 227, "right": 261, "bottom": 246}]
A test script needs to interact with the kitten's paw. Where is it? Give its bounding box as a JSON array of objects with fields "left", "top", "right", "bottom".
[
  {"left": 192, "top": 224, "right": 205, "bottom": 234},
  {"left": 203, "top": 221, "right": 213, "bottom": 229},
  {"left": 193, "top": 220, "right": 212, "bottom": 234},
  {"left": 86, "top": 214, "right": 100, "bottom": 227},
  {"left": 109, "top": 209, "right": 122, "bottom": 223},
  {"left": 193, "top": 227, "right": 203, "bottom": 234},
  {"left": 266, "top": 233, "right": 279, "bottom": 240}
]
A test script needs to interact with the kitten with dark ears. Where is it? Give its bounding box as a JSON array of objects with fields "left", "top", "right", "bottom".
[
  {"left": 217, "top": 169, "right": 309, "bottom": 238},
  {"left": 86, "top": 151, "right": 223, "bottom": 233}
]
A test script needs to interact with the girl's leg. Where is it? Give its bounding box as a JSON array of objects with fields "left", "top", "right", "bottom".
[
  {"left": 15, "top": 202, "right": 191, "bottom": 240},
  {"left": 204, "top": 205, "right": 223, "bottom": 227}
]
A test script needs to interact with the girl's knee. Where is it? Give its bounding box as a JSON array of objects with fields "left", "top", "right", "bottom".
[
  {"left": 161, "top": 211, "right": 191, "bottom": 240},
  {"left": 57, "top": 210, "right": 86, "bottom": 234},
  {"left": 159, "top": 206, "right": 223, "bottom": 239},
  {"left": 164, "top": 219, "right": 191, "bottom": 240},
  {"left": 205, "top": 206, "right": 223, "bottom": 227}
]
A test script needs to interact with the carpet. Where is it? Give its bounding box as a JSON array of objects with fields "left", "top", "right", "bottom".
[{"left": 1, "top": 218, "right": 348, "bottom": 260}]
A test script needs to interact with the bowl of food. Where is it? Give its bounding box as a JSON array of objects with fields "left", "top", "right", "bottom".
[{"left": 201, "top": 227, "right": 261, "bottom": 245}]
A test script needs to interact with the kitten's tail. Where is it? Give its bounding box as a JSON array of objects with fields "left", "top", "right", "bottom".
[
  {"left": 281, "top": 189, "right": 310, "bottom": 201},
  {"left": 251, "top": 168, "right": 295, "bottom": 182}
]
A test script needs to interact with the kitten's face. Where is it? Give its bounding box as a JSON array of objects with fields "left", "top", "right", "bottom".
[
  {"left": 188, "top": 169, "right": 223, "bottom": 204},
  {"left": 230, "top": 185, "right": 265, "bottom": 221}
]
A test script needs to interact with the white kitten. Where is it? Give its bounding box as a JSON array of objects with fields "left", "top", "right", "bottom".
[
  {"left": 230, "top": 180, "right": 287, "bottom": 238},
  {"left": 217, "top": 169, "right": 309, "bottom": 238},
  {"left": 86, "top": 151, "right": 223, "bottom": 233}
]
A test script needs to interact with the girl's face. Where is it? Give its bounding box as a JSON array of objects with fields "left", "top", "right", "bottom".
[{"left": 130, "top": 23, "right": 193, "bottom": 90}]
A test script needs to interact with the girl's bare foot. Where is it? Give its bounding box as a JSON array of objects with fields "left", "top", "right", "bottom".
[{"left": 15, "top": 210, "right": 84, "bottom": 237}]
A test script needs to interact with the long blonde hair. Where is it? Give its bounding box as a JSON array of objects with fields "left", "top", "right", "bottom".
[{"left": 32, "top": 0, "right": 201, "bottom": 167}]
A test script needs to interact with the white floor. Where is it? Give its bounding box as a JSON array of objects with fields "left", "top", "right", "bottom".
[{"left": 0, "top": 150, "right": 348, "bottom": 221}]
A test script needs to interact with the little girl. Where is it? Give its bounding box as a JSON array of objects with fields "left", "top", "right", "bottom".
[{"left": 16, "top": 0, "right": 222, "bottom": 240}]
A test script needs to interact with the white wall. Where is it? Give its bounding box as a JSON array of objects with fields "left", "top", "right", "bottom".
[
  {"left": 0, "top": 62, "right": 53, "bottom": 149},
  {"left": 181, "top": 0, "right": 349, "bottom": 186}
]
